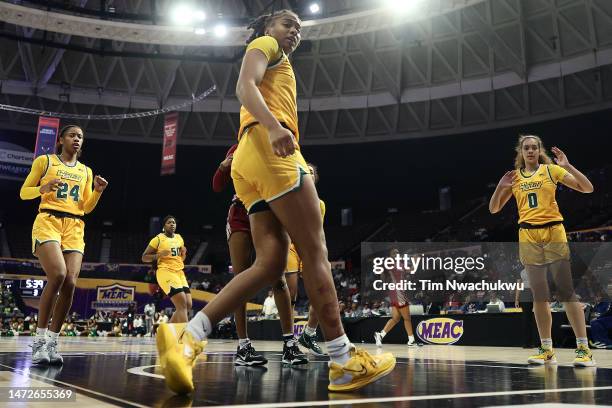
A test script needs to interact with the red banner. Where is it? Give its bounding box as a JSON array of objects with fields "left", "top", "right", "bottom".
[
  {"left": 34, "top": 116, "right": 60, "bottom": 158},
  {"left": 161, "top": 112, "right": 178, "bottom": 176}
]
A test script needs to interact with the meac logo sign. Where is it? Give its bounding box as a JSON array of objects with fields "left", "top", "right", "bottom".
[
  {"left": 96, "top": 284, "right": 135, "bottom": 302},
  {"left": 416, "top": 318, "right": 464, "bottom": 345}
]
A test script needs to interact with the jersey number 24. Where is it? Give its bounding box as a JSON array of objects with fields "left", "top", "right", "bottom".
[{"left": 56, "top": 183, "right": 80, "bottom": 202}]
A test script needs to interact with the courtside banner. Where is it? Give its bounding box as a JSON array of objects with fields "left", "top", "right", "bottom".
[
  {"left": 0, "top": 147, "right": 32, "bottom": 180},
  {"left": 361, "top": 242, "right": 612, "bottom": 306},
  {"left": 34, "top": 116, "right": 59, "bottom": 158},
  {"left": 161, "top": 112, "right": 178, "bottom": 176}
]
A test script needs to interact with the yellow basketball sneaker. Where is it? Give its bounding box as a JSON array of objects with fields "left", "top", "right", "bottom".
[
  {"left": 328, "top": 347, "right": 396, "bottom": 392},
  {"left": 527, "top": 346, "right": 556, "bottom": 365},
  {"left": 156, "top": 323, "right": 186, "bottom": 368},
  {"left": 156, "top": 324, "right": 204, "bottom": 394},
  {"left": 573, "top": 344, "right": 595, "bottom": 367}
]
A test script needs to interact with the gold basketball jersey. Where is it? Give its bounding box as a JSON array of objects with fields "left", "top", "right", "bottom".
[
  {"left": 512, "top": 164, "right": 568, "bottom": 225},
  {"left": 149, "top": 233, "right": 185, "bottom": 271},
  {"left": 38, "top": 154, "right": 93, "bottom": 216}
]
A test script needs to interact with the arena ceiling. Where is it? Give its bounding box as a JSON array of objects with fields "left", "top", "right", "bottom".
[{"left": 0, "top": 0, "right": 612, "bottom": 145}]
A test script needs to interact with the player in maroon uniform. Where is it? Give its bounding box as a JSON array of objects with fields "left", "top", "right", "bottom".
[
  {"left": 374, "top": 248, "right": 416, "bottom": 347},
  {"left": 213, "top": 145, "right": 307, "bottom": 366}
]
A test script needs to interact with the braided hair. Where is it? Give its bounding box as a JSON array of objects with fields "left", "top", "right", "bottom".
[
  {"left": 162, "top": 215, "right": 176, "bottom": 230},
  {"left": 246, "top": 9, "right": 298, "bottom": 45},
  {"left": 56, "top": 124, "right": 83, "bottom": 158}
]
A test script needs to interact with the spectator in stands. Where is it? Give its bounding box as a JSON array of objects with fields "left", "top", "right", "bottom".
[
  {"left": 201, "top": 279, "right": 210, "bottom": 291},
  {"left": 2, "top": 320, "right": 15, "bottom": 337},
  {"left": 91, "top": 310, "right": 108, "bottom": 322},
  {"left": 487, "top": 292, "right": 505, "bottom": 313},
  {"left": 61, "top": 318, "right": 78, "bottom": 336},
  {"left": 369, "top": 301, "right": 380, "bottom": 316},
  {"left": 460, "top": 295, "right": 483, "bottom": 314},
  {"left": 348, "top": 301, "right": 361, "bottom": 318},
  {"left": 157, "top": 311, "right": 169, "bottom": 325},
  {"left": 590, "top": 301, "right": 612, "bottom": 349},
  {"left": 444, "top": 293, "right": 463, "bottom": 314},
  {"left": 86, "top": 319, "right": 99, "bottom": 337},
  {"left": 109, "top": 319, "right": 122, "bottom": 337},
  {"left": 338, "top": 301, "right": 346, "bottom": 316},
  {"left": 26, "top": 315, "right": 38, "bottom": 336},
  {"left": 379, "top": 301, "right": 390, "bottom": 316},
  {"left": 10, "top": 318, "right": 21, "bottom": 335},
  {"left": 361, "top": 303, "right": 372, "bottom": 317},
  {"left": 144, "top": 302, "right": 155, "bottom": 336},
  {"left": 262, "top": 291, "right": 278, "bottom": 319},
  {"left": 133, "top": 315, "right": 146, "bottom": 337}
]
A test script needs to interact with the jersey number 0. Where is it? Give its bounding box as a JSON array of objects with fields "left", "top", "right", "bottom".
[{"left": 527, "top": 192, "right": 538, "bottom": 209}]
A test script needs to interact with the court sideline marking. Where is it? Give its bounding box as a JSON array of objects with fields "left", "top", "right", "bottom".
[
  {"left": 0, "top": 362, "right": 147, "bottom": 408},
  {"left": 205, "top": 385, "right": 612, "bottom": 408}
]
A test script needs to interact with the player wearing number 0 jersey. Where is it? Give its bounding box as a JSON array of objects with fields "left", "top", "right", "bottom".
[
  {"left": 489, "top": 134, "right": 595, "bottom": 368},
  {"left": 512, "top": 161, "right": 569, "bottom": 266},
  {"left": 142, "top": 215, "right": 192, "bottom": 323},
  {"left": 20, "top": 124, "right": 108, "bottom": 367}
]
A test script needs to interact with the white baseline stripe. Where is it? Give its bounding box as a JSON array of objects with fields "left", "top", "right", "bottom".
[
  {"left": 0, "top": 362, "right": 148, "bottom": 408},
  {"left": 202, "top": 386, "right": 612, "bottom": 408}
]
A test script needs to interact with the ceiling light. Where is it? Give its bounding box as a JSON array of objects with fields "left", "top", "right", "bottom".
[
  {"left": 194, "top": 10, "right": 206, "bottom": 21},
  {"left": 171, "top": 5, "right": 194, "bottom": 25},
  {"left": 214, "top": 24, "right": 227, "bottom": 37},
  {"left": 382, "top": 0, "right": 419, "bottom": 14}
]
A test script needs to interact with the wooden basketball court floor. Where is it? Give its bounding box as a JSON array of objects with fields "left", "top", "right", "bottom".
[{"left": 0, "top": 336, "right": 611, "bottom": 407}]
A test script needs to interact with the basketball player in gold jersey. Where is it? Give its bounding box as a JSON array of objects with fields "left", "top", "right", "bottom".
[
  {"left": 142, "top": 215, "right": 191, "bottom": 323},
  {"left": 490, "top": 134, "right": 595, "bottom": 366},
  {"left": 157, "top": 9, "right": 395, "bottom": 394},
  {"left": 20, "top": 125, "right": 108, "bottom": 365}
]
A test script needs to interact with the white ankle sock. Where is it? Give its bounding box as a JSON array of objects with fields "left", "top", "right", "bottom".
[
  {"left": 541, "top": 338, "right": 553, "bottom": 349},
  {"left": 576, "top": 337, "right": 588, "bottom": 348},
  {"left": 304, "top": 326, "right": 317, "bottom": 337},
  {"left": 47, "top": 330, "right": 59, "bottom": 341},
  {"left": 327, "top": 335, "right": 351, "bottom": 365},
  {"left": 36, "top": 328, "right": 47, "bottom": 340},
  {"left": 186, "top": 312, "right": 212, "bottom": 342},
  {"left": 238, "top": 338, "right": 251, "bottom": 348},
  {"left": 380, "top": 330, "right": 387, "bottom": 338},
  {"left": 408, "top": 335, "right": 414, "bottom": 343}
]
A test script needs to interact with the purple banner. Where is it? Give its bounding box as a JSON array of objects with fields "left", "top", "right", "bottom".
[{"left": 34, "top": 117, "right": 59, "bottom": 158}]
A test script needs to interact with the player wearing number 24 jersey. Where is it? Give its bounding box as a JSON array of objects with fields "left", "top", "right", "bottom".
[
  {"left": 20, "top": 124, "right": 108, "bottom": 367},
  {"left": 22, "top": 152, "right": 102, "bottom": 254}
]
